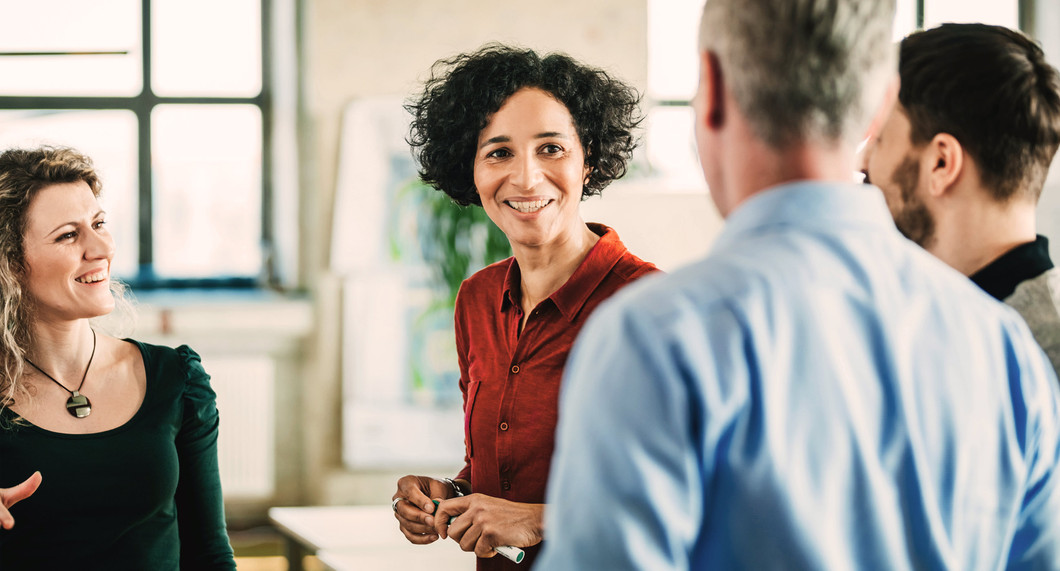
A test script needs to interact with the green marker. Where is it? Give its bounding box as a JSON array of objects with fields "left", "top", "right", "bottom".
[{"left": 432, "top": 499, "right": 525, "bottom": 564}]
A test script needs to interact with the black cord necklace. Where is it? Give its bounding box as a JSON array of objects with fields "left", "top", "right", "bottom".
[{"left": 25, "top": 329, "right": 97, "bottom": 418}]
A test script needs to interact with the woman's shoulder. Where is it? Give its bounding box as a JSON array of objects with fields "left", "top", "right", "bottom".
[
  {"left": 458, "top": 257, "right": 515, "bottom": 298},
  {"left": 611, "top": 248, "right": 661, "bottom": 283},
  {"left": 468, "top": 256, "right": 514, "bottom": 282},
  {"left": 123, "top": 341, "right": 222, "bottom": 440},
  {"left": 590, "top": 223, "right": 661, "bottom": 281},
  {"left": 124, "top": 338, "right": 213, "bottom": 399}
]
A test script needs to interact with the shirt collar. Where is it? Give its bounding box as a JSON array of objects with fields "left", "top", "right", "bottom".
[
  {"left": 969, "top": 235, "right": 1054, "bottom": 301},
  {"left": 500, "top": 223, "right": 627, "bottom": 321},
  {"left": 711, "top": 180, "right": 898, "bottom": 253}
]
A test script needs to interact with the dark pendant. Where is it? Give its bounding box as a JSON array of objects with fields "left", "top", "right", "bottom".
[{"left": 66, "top": 391, "right": 91, "bottom": 418}]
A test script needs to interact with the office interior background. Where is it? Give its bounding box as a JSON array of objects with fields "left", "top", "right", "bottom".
[{"left": 1, "top": 0, "right": 1059, "bottom": 566}]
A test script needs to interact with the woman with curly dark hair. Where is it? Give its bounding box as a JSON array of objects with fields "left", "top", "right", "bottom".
[{"left": 391, "top": 44, "right": 659, "bottom": 569}]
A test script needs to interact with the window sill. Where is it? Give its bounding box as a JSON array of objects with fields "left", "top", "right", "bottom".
[{"left": 130, "top": 289, "right": 313, "bottom": 341}]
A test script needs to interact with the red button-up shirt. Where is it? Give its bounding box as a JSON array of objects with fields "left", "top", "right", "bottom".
[{"left": 453, "top": 224, "right": 658, "bottom": 569}]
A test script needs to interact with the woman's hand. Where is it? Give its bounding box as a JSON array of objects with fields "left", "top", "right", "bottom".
[
  {"left": 433, "top": 494, "right": 544, "bottom": 558},
  {"left": 0, "top": 471, "right": 42, "bottom": 530},
  {"left": 392, "top": 475, "right": 455, "bottom": 544}
]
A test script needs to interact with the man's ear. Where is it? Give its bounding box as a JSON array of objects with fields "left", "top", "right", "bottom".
[
  {"left": 699, "top": 50, "right": 725, "bottom": 129},
  {"left": 926, "top": 133, "right": 963, "bottom": 198}
]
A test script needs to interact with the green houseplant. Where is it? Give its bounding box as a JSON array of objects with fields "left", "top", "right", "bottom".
[
  {"left": 389, "top": 179, "right": 511, "bottom": 401},
  {"left": 410, "top": 181, "right": 511, "bottom": 311}
]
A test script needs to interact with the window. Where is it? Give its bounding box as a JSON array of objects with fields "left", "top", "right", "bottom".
[
  {"left": 892, "top": 0, "right": 1020, "bottom": 37},
  {"left": 645, "top": 0, "right": 1023, "bottom": 188},
  {"left": 645, "top": 0, "right": 706, "bottom": 189},
  {"left": 0, "top": 0, "right": 276, "bottom": 288}
]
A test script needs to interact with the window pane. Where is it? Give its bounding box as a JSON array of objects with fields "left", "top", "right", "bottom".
[
  {"left": 894, "top": 0, "right": 918, "bottom": 39},
  {"left": 647, "top": 0, "right": 705, "bottom": 101},
  {"left": 645, "top": 106, "right": 704, "bottom": 189},
  {"left": 0, "top": 111, "right": 139, "bottom": 277},
  {"left": 152, "top": 105, "right": 262, "bottom": 278},
  {"left": 152, "top": 0, "right": 262, "bottom": 97},
  {"left": 925, "top": 0, "right": 1019, "bottom": 29},
  {"left": 0, "top": 0, "right": 141, "bottom": 96}
]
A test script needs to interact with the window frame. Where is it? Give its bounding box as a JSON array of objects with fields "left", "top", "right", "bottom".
[{"left": 0, "top": 0, "right": 275, "bottom": 289}]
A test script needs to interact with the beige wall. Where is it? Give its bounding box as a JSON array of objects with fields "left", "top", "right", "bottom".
[{"left": 297, "top": 0, "right": 650, "bottom": 504}]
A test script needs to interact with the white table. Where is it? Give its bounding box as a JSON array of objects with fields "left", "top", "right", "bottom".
[
  {"left": 317, "top": 546, "right": 472, "bottom": 571},
  {"left": 268, "top": 505, "right": 474, "bottom": 571}
]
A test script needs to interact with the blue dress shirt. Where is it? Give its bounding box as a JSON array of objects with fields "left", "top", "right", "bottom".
[{"left": 536, "top": 182, "right": 1060, "bottom": 570}]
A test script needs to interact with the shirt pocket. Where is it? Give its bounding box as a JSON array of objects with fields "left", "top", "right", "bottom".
[{"left": 464, "top": 379, "right": 481, "bottom": 459}]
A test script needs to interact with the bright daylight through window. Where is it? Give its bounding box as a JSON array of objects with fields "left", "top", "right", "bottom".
[
  {"left": 0, "top": 0, "right": 267, "bottom": 287},
  {"left": 645, "top": 0, "right": 1020, "bottom": 188}
]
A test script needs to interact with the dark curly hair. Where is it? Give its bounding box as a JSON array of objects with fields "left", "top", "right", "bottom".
[{"left": 406, "top": 43, "right": 643, "bottom": 206}]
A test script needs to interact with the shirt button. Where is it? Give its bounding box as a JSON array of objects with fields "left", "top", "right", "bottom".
[
  {"left": 511, "top": 365, "right": 520, "bottom": 374},
  {"left": 501, "top": 480, "right": 511, "bottom": 490},
  {"left": 499, "top": 422, "right": 509, "bottom": 431}
]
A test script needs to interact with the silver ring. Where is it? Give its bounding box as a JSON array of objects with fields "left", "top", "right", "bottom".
[{"left": 391, "top": 497, "right": 405, "bottom": 513}]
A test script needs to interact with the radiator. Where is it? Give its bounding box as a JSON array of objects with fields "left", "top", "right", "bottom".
[{"left": 203, "top": 354, "right": 275, "bottom": 499}]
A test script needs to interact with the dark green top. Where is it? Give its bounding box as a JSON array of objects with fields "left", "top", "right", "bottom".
[{"left": 0, "top": 340, "right": 236, "bottom": 570}]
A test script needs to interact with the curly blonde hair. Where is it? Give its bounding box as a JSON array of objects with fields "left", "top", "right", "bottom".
[{"left": 0, "top": 146, "right": 131, "bottom": 412}]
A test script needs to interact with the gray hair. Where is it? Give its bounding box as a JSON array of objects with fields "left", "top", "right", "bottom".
[{"left": 700, "top": 0, "right": 896, "bottom": 148}]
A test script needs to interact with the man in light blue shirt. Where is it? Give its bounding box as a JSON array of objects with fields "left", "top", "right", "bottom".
[{"left": 536, "top": 0, "right": 1060, "bottom": 569}]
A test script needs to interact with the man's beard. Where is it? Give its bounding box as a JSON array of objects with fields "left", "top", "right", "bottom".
[{"left": 891, "top": 155, "right": 935, "bottom": 248}]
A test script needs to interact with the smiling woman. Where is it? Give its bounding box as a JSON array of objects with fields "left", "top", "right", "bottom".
[
  {"left": 472, "top": 88, "right": 595, "bottom": 254},
  {"left": 22, "top": 180, "right": 117, "bottom": 322},
  {"left": 0, "top": 146, "right": 237, "bottom": 570},
  {"left": 392, "top": 45, "right": 660, "bottom": 571}
]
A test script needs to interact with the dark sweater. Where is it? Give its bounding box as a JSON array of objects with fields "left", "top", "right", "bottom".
[{"left": 0, "top": 340, "right": 236, "bottom": 570}]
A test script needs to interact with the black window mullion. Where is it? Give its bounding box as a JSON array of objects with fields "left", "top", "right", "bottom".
[
  {"left": 136, "top": 102, "right": 153, "bottom": 279},
  {"left": 138, "top": 0, "right": 154, "bottom": 280},
  {"left": 0, "top": 97, "right": 136, "bottom": 109},
  {"left": 1018, "top": 0, "right": 1032, "bottom": 33},
  {"left": 260, "top": 0, "right": 275, "bottom": 288}
]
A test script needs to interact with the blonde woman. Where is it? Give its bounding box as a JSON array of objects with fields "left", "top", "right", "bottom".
[{"left": 0, "top": 146, "right": 236, "bottom": 569}]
